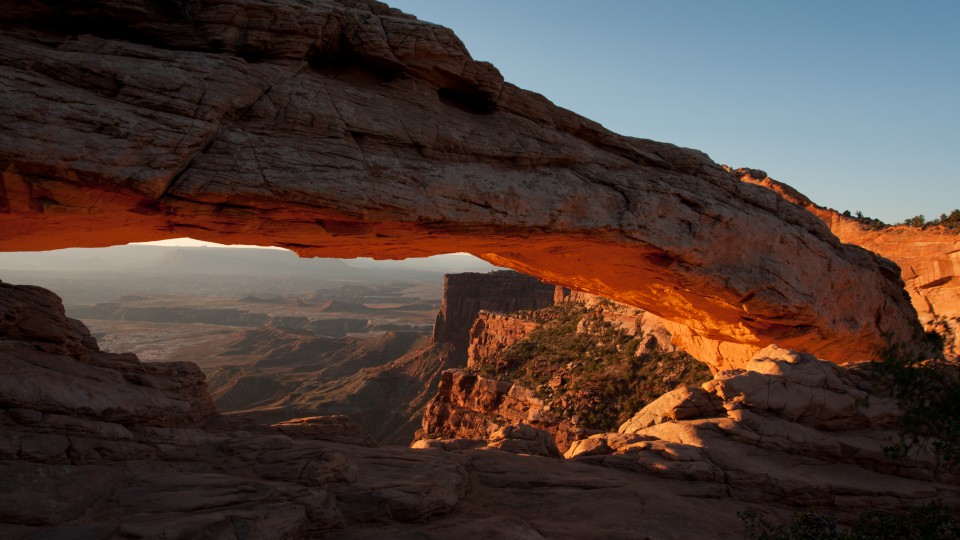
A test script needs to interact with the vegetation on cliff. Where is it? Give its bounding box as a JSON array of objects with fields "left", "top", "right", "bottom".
[
  {"left": 839, "top": 209, "right": 888, "bottom": 230},
  {"left": 899, "top": 209, "right": 960, "bottom": 230},
  {"left": 836, "top": 208, "right": 960, "bottom": 230},
  {"left": 474, "top": 300, "right": 711, "bottom": 431}
]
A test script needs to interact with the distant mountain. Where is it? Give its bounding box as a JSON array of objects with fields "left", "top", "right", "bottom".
[
  {"left": 0, "top": 245, "right": 503, "bottom": 305},
  {"left": 343, "top": 253, "right": 497, "bottom": 274},
  {"left": 0, "top": 245, "right": 497, "bottom": 278},
  {"left": 149, "top": 247, "right": 357, "bottom": 276}
]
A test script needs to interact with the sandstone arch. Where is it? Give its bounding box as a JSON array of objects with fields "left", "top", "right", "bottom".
[{"left": 0, "top": 0, "right": 923, "bottom": 367}]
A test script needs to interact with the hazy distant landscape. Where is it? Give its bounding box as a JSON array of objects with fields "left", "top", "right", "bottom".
[
  {"left": 0, "top": 244, "right": 500, "bottom": 442},
  {"left": 0, "top": 245, "right": 496, "bottom": 306}
]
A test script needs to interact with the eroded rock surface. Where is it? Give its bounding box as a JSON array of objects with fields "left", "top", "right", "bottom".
[
  {"left": 1, "top": 281, "right": 957, "bottom": 537},
  {"left": 567, "top": 345, "right": 960, "bottom": 510},
  {"left": 735, "top": 167, "right": 960, "bottom": 358},
  {"left": 418, "top": 295, "right": 711, "bottom": 452},
  {"left": 433, "top": 271, "right": 554, "bottom": 361},
  {"left": 0, "top": 0, "right": 925, "bottom": 366}
]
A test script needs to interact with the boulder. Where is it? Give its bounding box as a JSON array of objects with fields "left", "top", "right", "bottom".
[{"left": 486, "top": 423, "right": 561, "bottom": 458}]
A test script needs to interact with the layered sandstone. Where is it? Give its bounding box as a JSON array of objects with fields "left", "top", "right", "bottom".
[
  {"left": 433, "top": 271, "right": 555, "bottom": 361},
  {"left": 466, "top": 311, "right": 541, "bottom": 370},
  {"left": 416, "top": 369, "right": 578, "bottom": 449},
  {"left": 0, "top": 0, "right": 925, "bottom": 367},
  {"left": 735, "top": 168, "right": 960, "bottom": 358}
]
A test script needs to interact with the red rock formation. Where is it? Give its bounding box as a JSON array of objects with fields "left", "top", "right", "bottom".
[
  {"left": 420, "top": 296, "right": 712, "bottom": 451},
  {"left": 466, "top": 311, "right": 541, "bottom": 370},
  {"left": 1, "top": 279, "right": 957, "bottom": 536},
  {"left": 415, "top": 369, "right": 585, "bottom": 450},
  {"left": 735, "top": 168, "right": 960, "bottom": 358},
  {"left": 570, "top": 346, "right": 960, "bottom": 509},
  {"left": 433, "top": 271, "right": 555, "bottom": 361},
  {"left": 0, "top": 0, "right": 925, "bottom": 367}
]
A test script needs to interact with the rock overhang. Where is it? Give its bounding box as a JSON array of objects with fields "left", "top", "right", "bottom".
[{"left": 0, "top": 0, "right": 926, "bottom": 368}]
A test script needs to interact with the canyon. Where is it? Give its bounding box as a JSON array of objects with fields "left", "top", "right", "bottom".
[
  {"left": 0, "top": 0, "right": 927, "bottom": 367},
  {"left": 203, "top": 270, "right": 557, "bottom": 444},
  {"left": 1, "top": 278, "right": 956, "bottom": 538},
  {"left": 1, "top": 0, "right": 959, "bottom": 538}
]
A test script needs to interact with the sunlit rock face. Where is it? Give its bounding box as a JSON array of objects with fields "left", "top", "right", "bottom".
[
  {"left": 736, "top": 169, "right": 960, "bottom": 359},
  {"left": 0, "top": 0, "right": 925, "bottom": 367},
  {"left": 433, "top": 271, "right": 555, "bottom": 362}
]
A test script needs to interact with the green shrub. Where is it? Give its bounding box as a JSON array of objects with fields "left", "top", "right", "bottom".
[
  {"left": 477, "top": 301, "right": 711, "bottom": 431},
  {"left": 899, "top": 209, "right": 960, "bottom": 230}
]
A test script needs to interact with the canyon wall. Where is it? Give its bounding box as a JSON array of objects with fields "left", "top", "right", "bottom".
[
  {"left": 466, "top": 312, "right": 541, "bottom": 370},
  {"left": 421, "top": 294, "right": 711, "bottom": 451},
  {"left": 736, "top": 168, "right": 960, "bottom": 358},
  {"left": 432, "top": 271, "right": 555, "bottom": 361},
  {"left": 0, "top": 0, "right": 926, "bottom": 367}
]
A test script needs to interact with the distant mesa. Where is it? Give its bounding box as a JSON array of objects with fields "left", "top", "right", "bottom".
[
  {"left": 119, "top": 295, "right": 152, "bottom": 302},
  {"left": 239, "top": 295, "right": 287, "bottom": 304},
  {"left": 432, "top": 271, "right": 556, "bottom": 362},
  {"left": 317, "top": 300, "right": 375, "bottom": 313}
]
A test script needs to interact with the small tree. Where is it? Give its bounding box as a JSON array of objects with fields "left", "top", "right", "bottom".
[{"left": 903, "top": 214, "right": 926, "bottom": 228}]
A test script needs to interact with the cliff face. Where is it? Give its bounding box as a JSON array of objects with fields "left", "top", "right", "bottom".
[
  {"left": 0, "top": 0, "right": 926, "bottom": 367},
  {"left": 736, "top": 168, "right": 960, "bottom": 358},
  {"left": 432, "top": 271, "right": 555, "bottom": 361},
  {"left": 466, "top": 312, "right": 541, "bottom": 370},
  {"left": 414, "top": 300, "right": 960, "bottom": 515},
  {"left": 420, "top": 295, "right": 711, "bottom": 451},
  {"left": 1, "top": 282, "right": 957, "bottom": 537}
]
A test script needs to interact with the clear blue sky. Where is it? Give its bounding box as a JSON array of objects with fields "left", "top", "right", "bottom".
[{"left": 389, "top": 1, "right": 959, "bottom": 224}]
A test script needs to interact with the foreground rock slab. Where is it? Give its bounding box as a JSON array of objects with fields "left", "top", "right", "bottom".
[{"left": 0, "top": 0, "right": 924, "bottom": 366}]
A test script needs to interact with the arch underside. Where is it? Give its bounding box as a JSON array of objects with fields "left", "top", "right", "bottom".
[{"left": 0, "top": 0, "right": 923, "bottom": 368}]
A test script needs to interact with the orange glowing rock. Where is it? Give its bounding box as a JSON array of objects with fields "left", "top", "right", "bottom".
[
  {"left": 0, "top": 1, "right": 924, "bottom": 368},
  {"left": 736, "top": 168, "right": 960, "bottom": 360}
]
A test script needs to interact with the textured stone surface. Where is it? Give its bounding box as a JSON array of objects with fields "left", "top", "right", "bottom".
[
  {"left": 0, "top": 0, "right": 925, "bottom": 366},
  {"left": 467, "top": 311, "right": 541, "bottom": 370},
  {"left": 272, "top": 415, "right": 378, "bottom": 447},
  {"left": 0, "top": 281, "right": 956, "bottom": 537},
  {"left": 486, "top": 423, "right": 561, "bottom": 458},
  {"left": 736, "top": 168, "right": 960, "bottom": 359},
  {"left": 416, "top": 369, "right": 559, "bottom": 444},
  {"left": 579, "top": 344, "right": 960, "bottom": 508},
  {"left": 433, "top": 271, "right": 554, "bottom": 361}
]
